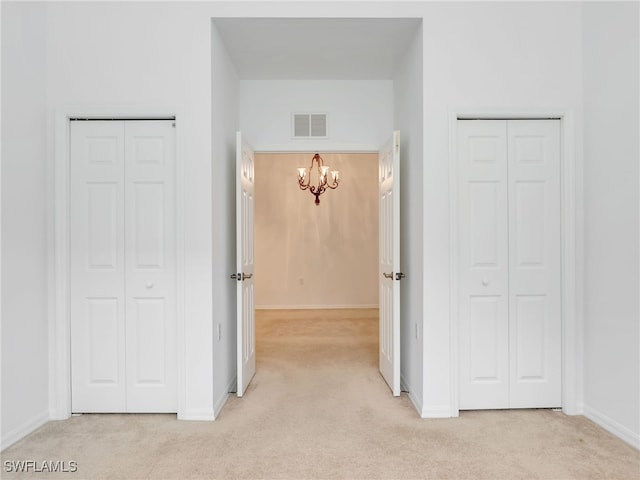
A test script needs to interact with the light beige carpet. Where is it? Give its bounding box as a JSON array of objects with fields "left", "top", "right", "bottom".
[{"left": 2, "top": 309, "right": 638, "bottom": 479}]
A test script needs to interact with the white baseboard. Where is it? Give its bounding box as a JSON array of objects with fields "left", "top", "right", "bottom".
[
  {"left": 583, "top": 404, "right": 640, "bottom": 450},
  {"left": 401, "top": 374, "right": 423, "bottom": 417},
  {"left": 178, "top": 407, "right": 215, "bottom": 421},
  {"left": 212, "top": 392, "right": 229, "bottom": 420},
  {"left": 1, "top": 410, "right": 49, "bottom": 451},
  {"left": 399, "top": 377, "right": 452, "bottom": 418},
  {"left": 256, "top": 304, "right": 378, "bottom": 310},
  {"left": 49, "top": 407, "right": 71, "bottom": 421},
  {"left": 421, "top": 405, "right": 454, "bottom": 418},
  {"left": 212, "top": 377, "right": 236, "bottom": 419}
]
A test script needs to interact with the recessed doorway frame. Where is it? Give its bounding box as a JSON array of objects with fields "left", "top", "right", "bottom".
[
  {"left": 50, "top": 106, "right": 187, "bottom": 420},
  {"left": 248, "top": 144, "right": 388, "bottom": 392},
  {"left": 448, "top": 107, "right": 581, "bottom": 417}
]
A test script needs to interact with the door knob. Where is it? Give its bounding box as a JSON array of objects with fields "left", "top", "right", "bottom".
[
  {"left": 395, "top": 272, "right": 406, "bottom": 281},
  {"left": 482, "top": 278, "right": 489, "bottom": 286},
  {"left": 146, "top": 282, "right": 154, "bottom": 289},
  {"left": 230, "top": 273, "right": 241, "bottom": 281}
]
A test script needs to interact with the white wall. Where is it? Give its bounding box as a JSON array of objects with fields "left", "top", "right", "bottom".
[
  {"left": 44, "top": 2, "right": 217, "bottom": 420},
  {"left": 1, "top": 1, "right": 50, "bottom": 449},
  {"left": 254, "top": 152, "right": 378, "bottom": 309},
  {"left": 393, "top": 24, "right": 424, "bottom": 414},
  {"left": 211, "top": 21, "right": 240, "bottom": 416},
  {"left": 240, "top": 80, "right": 392, "bottom": 309},
  {"left": 421, "top": 2, "right": 583, "bottom": 416},
  {"left": 582, "top": 2, "right": 639, "bottom": 448},
  {"left": 34, "top": 1, "right": 409, "bottom": 435},
  {"left": 239, "top": 80, "right": 393, "bottom": 150},
  {"left": 4, "top": 0, "right": 636, "bottom": 450}
]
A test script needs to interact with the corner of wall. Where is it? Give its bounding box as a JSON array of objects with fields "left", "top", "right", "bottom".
[
  {"left": 1, "top": 411, "right": 49, "bottom": 452},
  {"left": 401, "top": 374, "right": 422, "bottom": 417},
  {"left": 212, "top": 376, "right": 236, "bottom": 419}
]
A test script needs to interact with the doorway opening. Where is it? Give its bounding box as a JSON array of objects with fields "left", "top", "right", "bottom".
[
  {"left": 254, "top": 152, "right": 379, "bottom": 310},
  {"left": 212, "top": 15, "right": 423, "bottom": 416},
  {"left": 252, "top": 151, "right": 382, "bottom": 393}
]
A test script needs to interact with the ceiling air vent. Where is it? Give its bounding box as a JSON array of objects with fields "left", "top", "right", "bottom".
[{"left": 292, "top": 113, "right": 328, "bottom": 138}]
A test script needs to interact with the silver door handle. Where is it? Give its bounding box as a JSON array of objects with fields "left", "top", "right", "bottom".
[
  {"left": 383, "top": 272, "right": 393, "bottom": 279},
  {"left": 242, "top": 273, "right": 253, "bottom": 280}
]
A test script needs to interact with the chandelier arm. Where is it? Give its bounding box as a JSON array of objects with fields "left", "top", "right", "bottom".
[
  {"left": 298, "top": 176, "right": 311, "bottom": 190},
  {"left": 309, "top": 184, "right": 326, "bottom": 196},
  {"left": 310, "top": 155, "right": 320, "bottom": 171}
]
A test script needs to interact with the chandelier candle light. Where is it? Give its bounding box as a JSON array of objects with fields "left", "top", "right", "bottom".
[{"left": 297, "top": 153, "right": 340, "bottom": 205}]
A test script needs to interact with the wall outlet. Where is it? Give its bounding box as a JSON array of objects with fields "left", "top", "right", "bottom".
[{"left": 217, "top": 323, "right": 222, "bottom": 341}]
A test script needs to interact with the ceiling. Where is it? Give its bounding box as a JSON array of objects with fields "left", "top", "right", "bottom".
[{"left": 213, "top": 18, "right": 422, "bottom": 80}]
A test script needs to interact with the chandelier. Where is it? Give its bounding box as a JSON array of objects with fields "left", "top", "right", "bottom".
[{"left": 296, "top": 153, "right": 340, "bottom": 205}]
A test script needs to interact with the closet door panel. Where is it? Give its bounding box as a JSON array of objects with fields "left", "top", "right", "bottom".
[
  {"left": 507, "top": 120, "right": 561, "bottom": 408},
  {"left": 458, "top": 120, "right": 510, "bottom": 409},
  {"left": 124, "top": 120, "right": 177, "bottom": 412},
  {"left": 70, "top": 121, "right": 127, "bottom": 412}
]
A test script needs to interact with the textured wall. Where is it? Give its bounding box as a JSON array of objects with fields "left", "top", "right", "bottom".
[{"left": 255, "top": 153, "right": 378, "bottom": 308}]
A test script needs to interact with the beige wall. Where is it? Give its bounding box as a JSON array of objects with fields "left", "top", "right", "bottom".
[{"left": 255, "top": 153, "right": 378, "bottom": 308}]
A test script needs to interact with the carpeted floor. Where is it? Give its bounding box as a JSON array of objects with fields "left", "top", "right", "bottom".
[{"left": 2, "top": 309, "right": 638, "bottom": 479}]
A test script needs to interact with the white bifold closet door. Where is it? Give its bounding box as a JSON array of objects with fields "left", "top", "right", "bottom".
[
  {"left": 458, "top": 119, "right": 561, "bottom": 410},
  {"left": 70, "top": 120, "right": 177, "bottom": 413}
]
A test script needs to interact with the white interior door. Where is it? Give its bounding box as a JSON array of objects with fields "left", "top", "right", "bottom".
[
  {"left": 379, "top": 131, "right": 401, "bottom": 396},
  {"left": 124, "top": 120, "right": 177, "bottom": 412},
  {"left": 457, "top": 119, "right": 561, "bottom": 410},
  {"left": 457, "top": 120, "right": 510, "bottom": 409},
  {"left": 507, "top": 120, "right": 561, "bottom": 408},
  {"left": 71, "top": 121, "right": 127, "bottom": 412},
  {"left": 71, "top": 120, "right": 177, "bottom": 413},
  {"left": 236, "top": 132, "right": 256, "bottom": 397}
]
